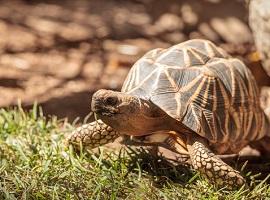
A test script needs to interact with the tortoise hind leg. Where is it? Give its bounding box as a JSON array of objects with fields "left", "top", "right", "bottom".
[
  {"left": 67, "top": 120, "right": 120, "bottom": 150},
  {"left": 187, "top": 135, "right": 245, "bottom": 188},
  {"left": 250, "top": 136, "right": 270, "bottom": 155}
]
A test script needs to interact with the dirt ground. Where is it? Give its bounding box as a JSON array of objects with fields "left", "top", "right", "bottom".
[
  {"left": 1, "top": 0, "right": 270, "bottom": 178},
  {"left": 1, "top": 0, "right": 270, "bottom": 122}
]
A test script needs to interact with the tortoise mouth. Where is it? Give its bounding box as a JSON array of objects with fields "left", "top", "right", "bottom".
[
  {"left": 93, "top": 107, "right": 120, "bottom": 117},
  {"left": 91, "top": 98, "right": 119, "bottom": 117}
]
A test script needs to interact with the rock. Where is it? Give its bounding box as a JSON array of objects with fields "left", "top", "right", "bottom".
[
  {"left": 210, "top": 17, "right": 252, "bottom": 44},
  {"left": 161, "top": 32, "right": 186, "bottom": 44},
  {"left": 198, "top": 22, "right": 220, "bottom": 42},
  {"left": 181, "top": 4, "right": 198, "bottom": 27},
  {"left": 154, "top": 13, "right": 183, "bottom": 32},
  {"left": 249, "top": 0, "right": 270, "bottom": 76}
]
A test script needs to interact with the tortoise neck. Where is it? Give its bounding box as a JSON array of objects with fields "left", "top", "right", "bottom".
[
  {"left": 138, "top": 98, "right": 196, "bottom": 134},
  {"left": 138, "top": 98, "right": 168, "bottom": 118},
  {"left": 137, "top": 98, "right": 173, "bottom": 130}
]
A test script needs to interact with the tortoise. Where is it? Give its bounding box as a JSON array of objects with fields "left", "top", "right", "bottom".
[
  {"left": 249, "top": 0, "right": 270, "bottom": 76},
  {"left": 67, "top": 39, "right": 270, "bottom": 188}
]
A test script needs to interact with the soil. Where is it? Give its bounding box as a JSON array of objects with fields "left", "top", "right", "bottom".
[
  {"left": 2, "top": 0, "right": 270, "bottom": 175},
  {"left": 1, "top": 0, "right": 270, "bottom": 122}
]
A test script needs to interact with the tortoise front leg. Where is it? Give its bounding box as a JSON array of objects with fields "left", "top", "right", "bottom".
[
  {"left": 67, "top": 120, "right": 120, "bottom": 150},
  {"left": 187, "top": 136, "right": 245, "bottom": 189}
]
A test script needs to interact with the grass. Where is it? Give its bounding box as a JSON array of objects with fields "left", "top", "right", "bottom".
[{"left": 0, "top": 105, "right": 270, "bottom": 199}]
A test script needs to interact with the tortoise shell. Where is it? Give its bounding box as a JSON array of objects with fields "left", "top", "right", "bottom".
[{"left": 121, "top": 39, "right": 267, "bottom": 145}]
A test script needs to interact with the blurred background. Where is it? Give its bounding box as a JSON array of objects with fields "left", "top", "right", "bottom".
[{"left": 0, "top": 0, "right": 270, "bottom": 122}]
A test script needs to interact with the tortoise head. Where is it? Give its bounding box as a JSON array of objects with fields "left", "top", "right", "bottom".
[{"left": 91, "top": 89, "right": 169, "bottom": 135}]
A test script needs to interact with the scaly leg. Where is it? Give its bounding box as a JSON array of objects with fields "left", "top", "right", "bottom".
[
  {"left": 67, "top": 120, "right": 119, "bottom": 150},
  {"left": 187, "top": 136, "right": 245, "bottom": 188}
]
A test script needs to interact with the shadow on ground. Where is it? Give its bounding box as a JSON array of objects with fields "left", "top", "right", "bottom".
[{"left": 1, "top": 0, "right": 270, "bottom": 121}]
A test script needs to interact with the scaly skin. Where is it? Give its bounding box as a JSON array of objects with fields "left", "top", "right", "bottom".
[
  {"left": 131, "top": 132, "right": 246, "bottom": 188},
  {"left": 187, "top": 137, "right": 245, "bottom": 189},
  {"left": 67, "top": 120, "right": 119, "bottom": 150},
  {"left": 68, "top": 124, "right": 246, "bottom": 188},
  {"left": 67, "top": 85, "right": 248, "bottom": 188}
]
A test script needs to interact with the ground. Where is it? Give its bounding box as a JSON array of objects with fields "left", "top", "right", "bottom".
[
  {"left": 1, "top": 0, "right": 270, "bottom": 198},
  {"left": 0, "top": 107, "right": 270, "bottom": 199},
  {"left": 1, "top": 0, "right": 270, "bottom": 121}
]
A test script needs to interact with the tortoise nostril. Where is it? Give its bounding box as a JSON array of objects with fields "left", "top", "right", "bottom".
[{"left": 105, "top": 96, "right": 118, "bottom": 106}]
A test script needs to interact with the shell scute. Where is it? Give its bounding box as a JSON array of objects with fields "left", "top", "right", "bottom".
[{"left": 121, "top": 39, "right": 266, "bottom": 144}]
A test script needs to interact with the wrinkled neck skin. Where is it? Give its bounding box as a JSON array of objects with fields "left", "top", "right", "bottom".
[{"left": 96, "top": 94, "right": 176, "bottom": 136}]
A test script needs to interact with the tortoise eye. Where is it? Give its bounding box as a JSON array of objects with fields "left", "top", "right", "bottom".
[{"left": 105, "top": 97, "right": 118, "bottom": 106}]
